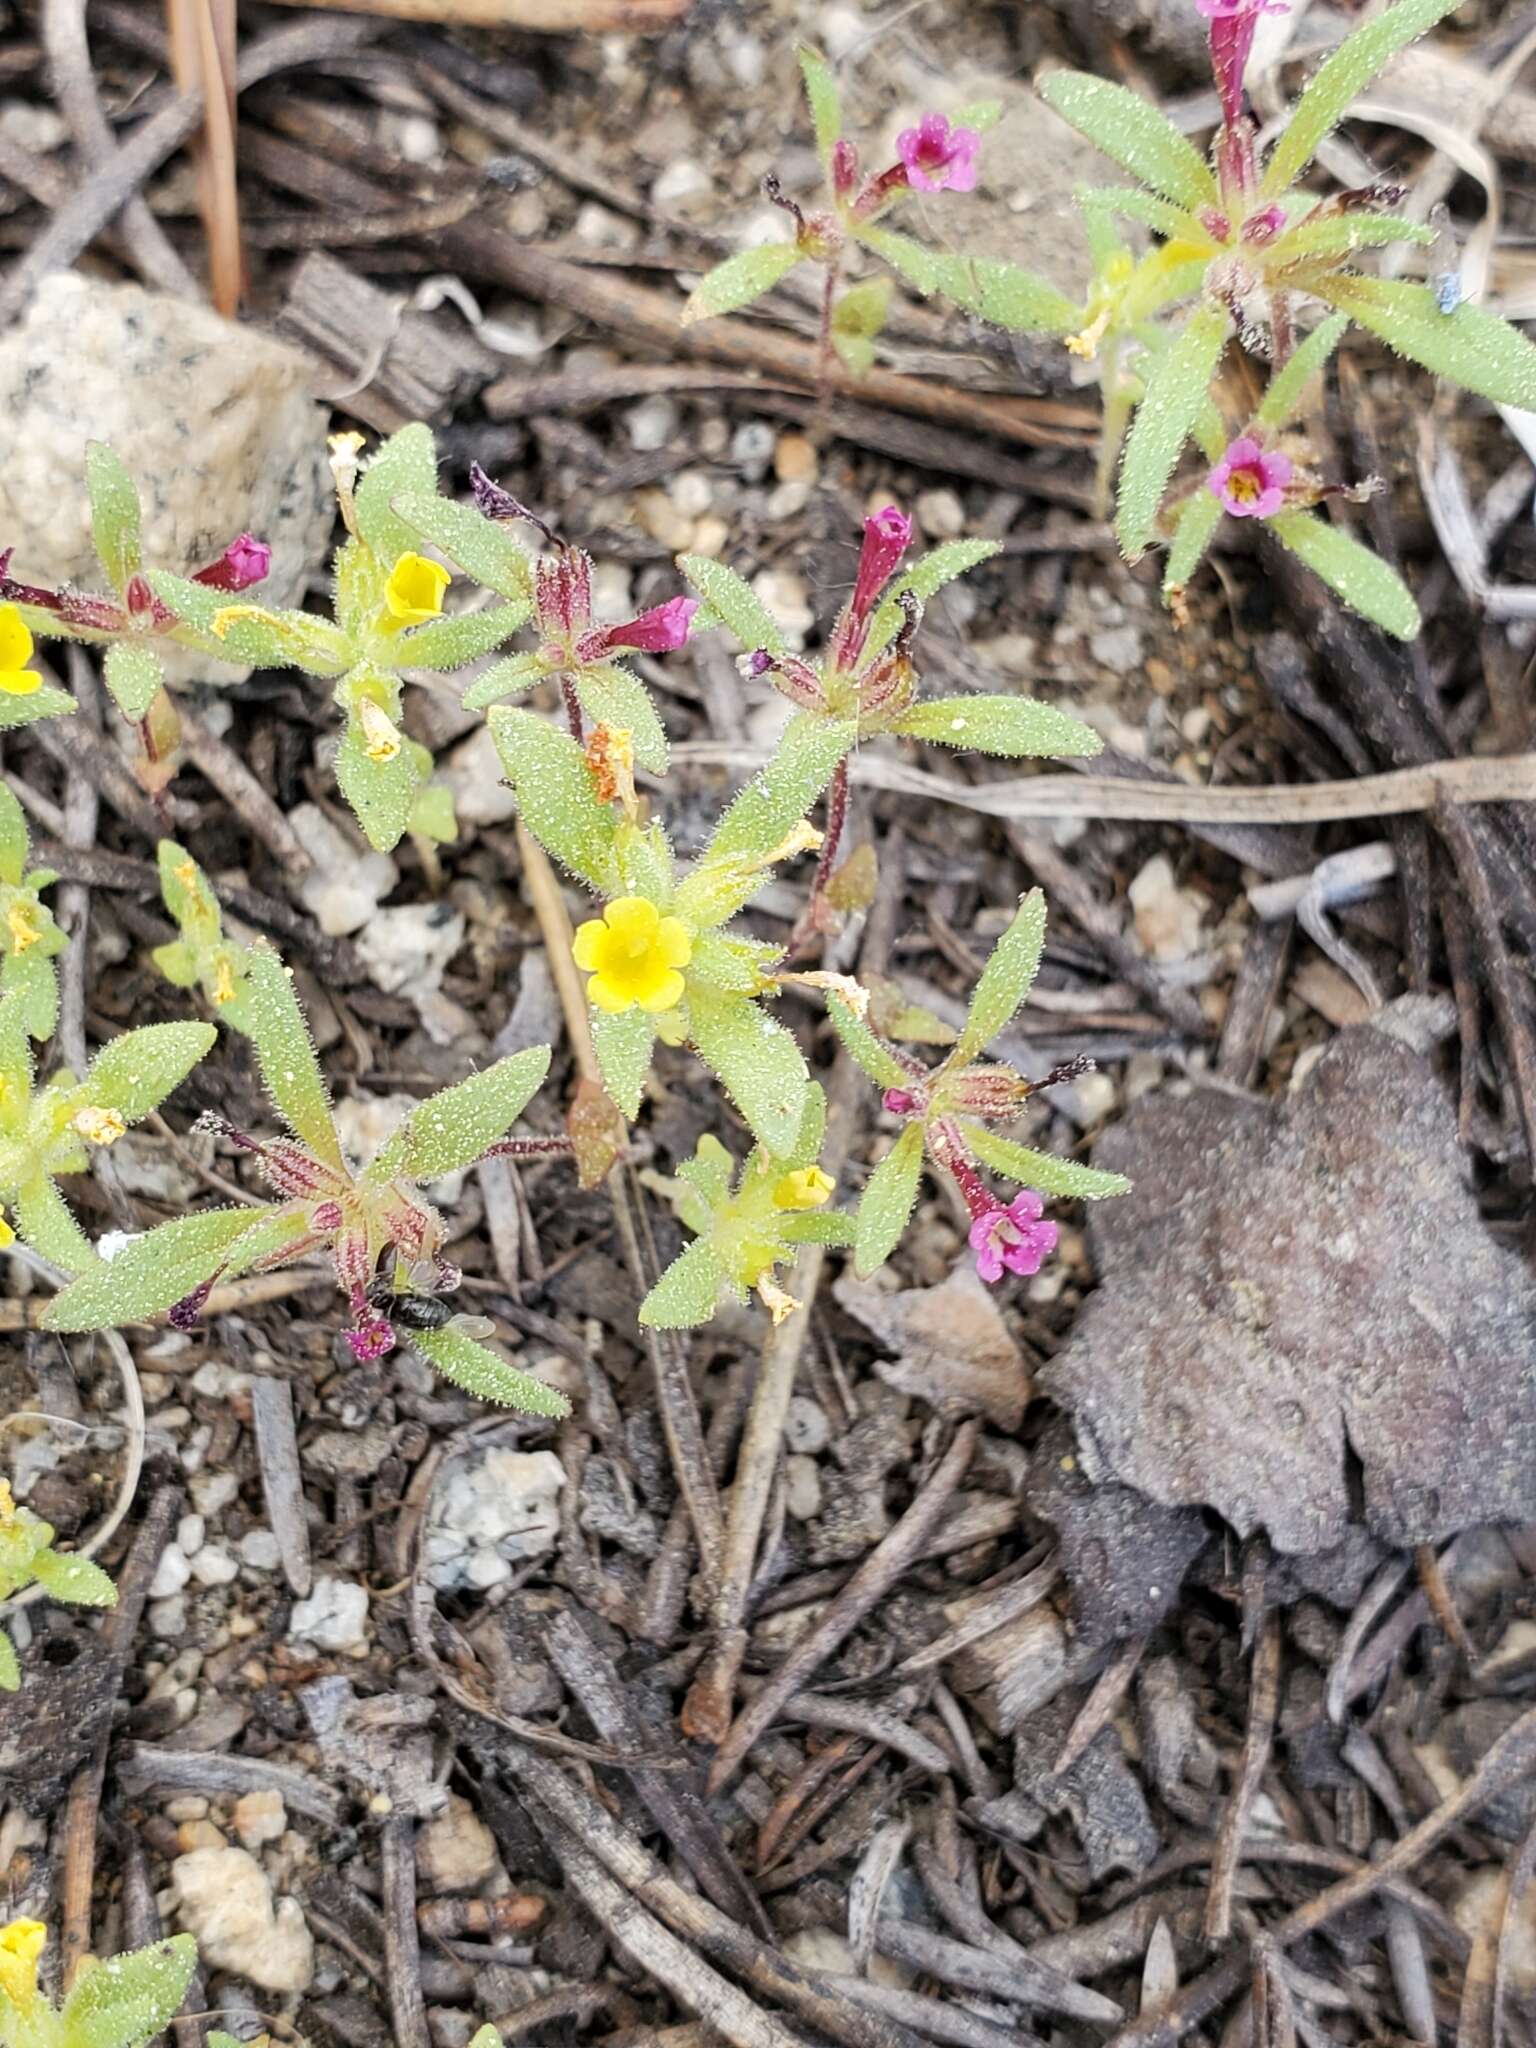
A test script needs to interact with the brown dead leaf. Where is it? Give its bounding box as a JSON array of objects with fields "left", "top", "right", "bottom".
[
  {"left": 836, "top": 1265, "right": 1032, "bottom": 1430},
  {"left": 1044, "top": 1017, "right": 1536, "bottom": 1558}
]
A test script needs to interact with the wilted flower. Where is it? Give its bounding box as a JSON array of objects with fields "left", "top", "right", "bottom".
[{"left": 896, "top": 113, "right": 981, "bottom": 194}]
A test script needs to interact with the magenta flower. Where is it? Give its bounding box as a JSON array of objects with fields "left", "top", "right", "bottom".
[
  {"left": 599, "top": 596, "right": 699, "bottom": 655},
  {"left": 896, "top": 114, "right": 980, "bottom": 195},
  {"left": 969, "top": 1191, "right": 1058, "bottom": 1286},
  {"left": 1208, "top": 436, "right": 1292, "bottom": 520},
  {"left": 192, "top": 533, "right": 273, "bottom": 594},
  {"left": 831, "top": 138, "right": 860, "bottom": 197},
  {"left": 1196, "top": 0, "right": 1287, "bottom": 17},
  {"left": 826, "top": 503, "right": 912, "bottom": 673},
  {"left": 346, "top": 1302, "right": 397, "bottom": 1362}
]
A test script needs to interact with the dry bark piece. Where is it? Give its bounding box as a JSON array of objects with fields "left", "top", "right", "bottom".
[
  {"left": 836, "top": 1268, "right": 1033, "bottom": 1432},
  {"left": 1045, "top": 1016, "right": 1536, "bottom": 1558}
]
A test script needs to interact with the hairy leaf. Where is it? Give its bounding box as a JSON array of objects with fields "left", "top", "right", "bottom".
[
  {"left": 85, "top": 442, "right": 142, "bottom": 592},
  {"left": 1162, "top": 488, "right": 1223, "bottom": 596},
  {"left": 963, "top": 1122, "right": 1131, "bottom": 1199},
  {"left": 392, "top": 491, "right": 533, "bottom": 604},
  {"left": 1075, "top": 184, "right": 1206, "bottom": 243},
  {"left": 412, "top": 1325, "right": 571, "bottom": 1415},
  {"left": 1267, "top": 508, "right": 1421, "bottom": 640},
  {"left": 0, "top": 785, "right": 27, "bottom": 888},
  {"left": 355, "top": 422, "right": 439, "bottom": 565},
  {"left": 103, "top": 642, "right": 163, "bottom": 722},
  {"left": 702, "top": 716, "right": 853, "bottom": 869},
  {"left": 640, "top": 1237, "right": 727, "bottom": 1328},
  {"left": 489, "top": 708, "right": 620, "bottom": 892},
  {"left": 1254, "top": 312, "right": 1350, "bottom": 427},
  {"left": 591, "top": 1005, "right": 655, "bottom": 1120},
  {"left": 681, "top": 242, "right": 804, "bottom": 325},
  {"left": 854, "top": 1122, "right": 926, "bottom": 1277},
  {"left": 827, "top": 994, "right": 913, "bottom": 1090},
  {"left": 389, "top": 1047, "right": 552, "bottom": 1180},
  {"left": 1324, "top": 275, "right": 1536, "bottom": 413},
  {"left": 0, "top": 680, "right": 77, "bottom": 729},
  {"left": 387, "top": 604, "right": 525, "bottom": 672},
  {"left": 0, "top": 1629, "right": 17, "bottom": 1690},
  {"left": 956, "top": 890, "right": 1047, "bottom": 1063},
  {"left": 799, "top": 45, "right": 842, "bottom": 163},
  {"left": 85, "top": 1022, "right": 215, "bottom": 1122},
  {"left": 859, "top": 226, "right": 1080, "bottom": 332},
  {"left": 461, "top": 652, "right": 544, "bottom": 711},
  {"left": 31, "top": 1545, "right": 117, "bottom": 1606},
  {"left": 1038, "top": 72, "right": 1217, "bottom": 209},
  {"left": 892, "top": 695, "right": 1101, "bottom": 759},
  {"left": 335, "top": 725, "right": 422, "bottom": 853},
  {"left": 689, "top": 987, "right": 810, "bottom": 1155},
  {"left": 863, "top": 538, "right": 1001, "bottom": 660},
  {"left": 1116, "top": 300, "right": 1230, "bottom": 559},
  {"left": 678, "top": 555, "right": 789, "bottom": 656},
  {"left": 577, "top": 661, "right": 669, "bottom": 774},
  {"left": 61, "top": 1936, "right": 201, "bottom": 2048},
  {"left": 1278, "top": 214, "right": 1434, "bottom": 264},
  {"left": 1263, "top": 0, "right": 1461, "bottom": 200},
  {"left": 15, "top": 1175, "right": 96, "bottom": 1273},
  {"left": 148, "top": 571, "right": 350, "bottom": 674},
  {"left": 42, "top": 1207, "right": 268, "bottom": 1330},
  {"left": 242, "top": 948, "right": 344, "bottom": 1168},
  {"left": 780, "top": 1209, "right": 856, "bottom": 1246}
]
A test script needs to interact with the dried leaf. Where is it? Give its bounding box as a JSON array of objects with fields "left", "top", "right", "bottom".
[
  {"left": 568, "top": 1077, "right": 627, "bottom": 1189},
  {"left": 1044, "top": 1017, "right": 1536, "bottom": 1557},
  {"left": 837, "top": 1264, "right": 1032, "bottom": 1430}
]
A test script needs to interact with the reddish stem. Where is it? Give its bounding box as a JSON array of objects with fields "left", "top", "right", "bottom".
[
  {"left": 487, "top": 1135, "right": 576, "bottom": 1160},
  {"left": 559, "top": 670, "right": 583, "bottom": 743}
]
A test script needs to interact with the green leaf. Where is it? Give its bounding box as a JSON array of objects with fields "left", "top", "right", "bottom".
[
  {"left": 1162, "top": 488, "right": 1223, "bottom": 596},
  {"left": 31, "top": 1545, "right": 117, "bottom": 1606},
  {"left": 0, "top": 1628, "right": 17, "bottom": 1691},
  {"left": 15, "top": 1176, "right": 97, "bottom": 1274},
  {"left": 148, "top": 572, "right": 350, "bottom": 675},
  {"left": 0, "top": 682, "right": 77, "bottom": 729},
  {"left": 408, "top": 781, "right": 458, "bottom": 845},
  {"left": 854, "top": 1122, "right": 926, "bottom": 1277},
  {"left": 84, "top": 1022, "right": 215, "bottom": 1122},
  {"left": 825, "top": 992, "right": 911, "bottom": 1089},
  {"left": 774, "top": 1076, "right": 827, "bottom": 1174},
  {"left": 60, "top": 1935, "right": 200, "bottom": 2048},
  {"left": 5, "top": 947, "right": 59, "bottom": 1045},
  {"left": 335, "top": 725, "right": 423, "bottom": 853},
  {"left": 1266, "top": 509, "right": 1421, "bottom": 640},
  {"left": 864, "top": 539, "right": 1001, "bottom": 660},
  {"left": 85, "top": 442, "right": 143, "bottom": 593},
  {"left": 468, "top": 2031, "right": 505, "bottom": 2048},
  {"left": 389, "top": 604, "right": 525, "bottom": 672},
  {"left": 1277, "top": 214, "right": 1434, "bottom": 264},
  {"left": 956, "top": 890, "right": 1046, "bottom": 1062},
  {"left": 678, "top": 556, "right": 788, "bottom": 657},
  {"left": 857, "top": 227, "right": 1080, "bottom": 333},
  {"left": 1116, "top": 299, "right": 1230, "bottom": 559},
  {"left": 779, "top": 1209, "right": 856, "bottom": 1246},
  {"left": 1075, "top": 184, "right": 1206, "bottom": 243},
  {"left": 102, "top": 642, "right": 163, "bottom": 722},
  {"left": 390, "top": 1048, "right": 551, "bottom": 1180},
  {"left": 151, "top": 939, "right": 198, "bottom": 990},
  {"left": 461, "top": 652, "right": 544, "bottom": 712},
  {"left": 392, "top": 491, "right": 534, "bottom": 605},
  {"left": 241, "top": 949, "right": 344, "bottom": 1169},
  {"left": 1038, "top": 72, "right": 1216, "bottom": 209},
  {"left": 1323, "top": 276, "right": 1536, "bottom": 413},
  {"left": 1262, "top": 0, "right": 1461, "bottom": 200},
  {"left": 488, "top": 709, "right": 619, "bottom": 892},
  {"left": 639, "top": 1237, "right": 728, "bottom": 1328},
  {"left": 892, "top": 695, "right": 1102, "bottom": 759},
  {"left": 0, "top": 784, "right": 28, "bottom": 887},
  {"left": 963, "top": 1122, "right": 1131, "bottom": 1199},
  {"left": 832, "top": 277, "right": 892, "bottom": 378},
  {"left": 42, "top": 1206, "right": 265, "bottom": 1330},
  {"left": 689, "top": 988, "right": 810, "bottom": 1155},
  {"left": 799, "top": 45, "right": 842, "bottom": 164},
  {"left": 681, "top": 243, "right": 805, "bottom": 325},
  {"left": 591, "top": 1006, "right": 655, "bottom": 1120},
  {"left": 412, "top": 1325, "right": 571, "bottom": 1416},
  {"left": 577, "top": 662, "right": 669, "bottom": 775},
  {"left": 355, "top": 423, "right": 439, "bottom": 565},
  {"left": 701, "top": 715, "right": 852, "bottom": 868},
  {"left": 1255, "top": 313, "right": 1349, "bottom": 428}
]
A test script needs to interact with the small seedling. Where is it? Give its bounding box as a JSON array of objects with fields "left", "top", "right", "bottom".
[
  {"left": 45, "top": 948, "right": 568, "bottom": 1416},
  {"left": 150, "top": 840, "right": 256, "bottom": 1032},
  {"left": 0, "top": 1480, "right": 116, "bottom": 1690},
  {"left": 0, "top": 784, "right": 65, "bottom": 1041},
  {"left": 827, "top": 893, "right": 1130, "bottom": 1280}
]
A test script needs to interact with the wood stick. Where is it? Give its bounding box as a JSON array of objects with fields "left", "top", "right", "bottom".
[{"left": 265, "top": 0, "right": 687, "bottom": 24}]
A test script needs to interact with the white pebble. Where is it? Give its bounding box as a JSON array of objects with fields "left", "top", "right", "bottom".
[
  {"left": 190, "top": 1545, "right": 239, "bottom": 1588},
  {"left": 177, "top": 1514, "right": 205, "bottom": 1557},
  {"left": 625, "top": 395, "right": 679, "bottom": 453},
  {"left": 915, "top": 488, "right": 966, "bottom": 538},
  {"left": 238, "top": 1529, "right": 282, "bottom": 1572},
  {"left": 150, "top": 1546, "right": 192, "bottom": 1600}
]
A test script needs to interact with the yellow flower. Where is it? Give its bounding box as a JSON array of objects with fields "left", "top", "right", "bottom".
[
  {"left": 773, "top": 1166, "right": 834, "bottom": 1211},
  {"left": 358, "top": 698, "right": 402, "bottom": 764},
  {"left": 0, "top": 1919, "right": 46, "bottom": 2008},
  {"left": 0, "top": 1216, "right": 12, "bottom": 1254},
  {"left": 383, "top": 553, "right": 451, "bottom": 630},
  {"left": 0, "top": 606, "right": 40, "bottom": 698},
  {"left": 73, "top": 1106, "right": 126, "bottom": 1147},
  {"left": 0, "top": 1479, "right": 14, "bottom": 1522},
  {"left": 212, "top": 954, "right": 238, "bottom": 1006},
  {"left": 572, "top": 897, "right": 692, "bottom": 1016},
  {"left": 5, "top": 902, "right": 38, "bottom": 954}
]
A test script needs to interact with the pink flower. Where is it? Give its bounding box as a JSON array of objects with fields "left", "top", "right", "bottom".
[
  {"left": 969, "top": 1191, "right": 1058, "bottom": 1286},
  {"left": 882, "top": 1087, "right": 919, "bottom": 1116},
  {"left": 1196, "top": 0, "right": 1287, "bottom": 17},
  {"left": 1207, "top": 436, "right": 1292, "bottom": 520},
  {"left": 830, "top": 504, "right": 912, "bottom": 671},
  {"left": 535, "top": 548, "right": 593, "bottom": 640},
  {"left": 831, "top": 138, "right": 859, "bottom": 197},
  {"left": 896, "top": 113, "right": 980, "bottom": 195},
  {"left": 599, "top": 596, "right": 699, "bottom": 655},
  {"left": 346, "top": 1309, "right": 396, "bottom": 1362},
  {"left": 193, "top": 533, "right": 272, "bottom": 594}
]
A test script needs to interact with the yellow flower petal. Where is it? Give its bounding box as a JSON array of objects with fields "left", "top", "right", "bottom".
[
  {"left": 0, "top": 607, "right": 32, "bottom": 673},
  {"left": 383, "top": 552, "right": 451, "bottom": 627},
  {"left": 358, "top": 698, "right": 402, "bottom": 764},
  {"left": 572, "top": 918, "right": 607, "bottom": 972},
  {"left": 773, "top": 1166, "right": 834, "bottom": 1212},
  {"left": 0, "top": 1215, "right": 12, "bottom": 1253},
  {"left": 573, "top": 897, "right": 691, "bottom": 1016},
  {"left": 5, "top": 903, "right": 39, "bottom": 954},
  {"left": 656, "top": 917, "right": 693, "bottom": 971},
  {"left": 0, "top": 1919, "right": 46, "bottom": 2009}
]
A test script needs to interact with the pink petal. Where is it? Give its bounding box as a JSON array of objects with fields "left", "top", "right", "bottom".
[
  {"left": 603, "top": 595, "right": 700, "bottom": 654},
  {"left": 193, "top": 533, "right": 273, "bottom": 593}
]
